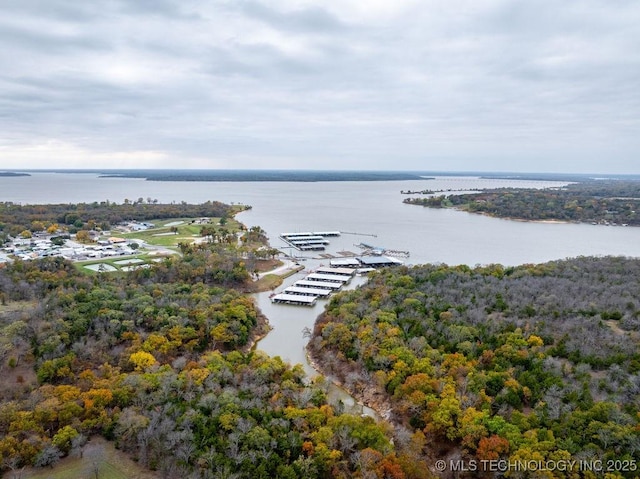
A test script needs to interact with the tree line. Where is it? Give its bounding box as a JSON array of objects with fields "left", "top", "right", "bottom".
[{"left": 0, "top": 201, "right": 241, "bottom": 239}]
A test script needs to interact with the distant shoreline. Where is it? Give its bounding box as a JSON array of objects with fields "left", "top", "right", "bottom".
[
  {"left": 4, "top": 169, "right": 639, "bottom": 182},
  {"left": 0, "top": 171, "right": 30, "bottom": 177},
  {"left": 99, "top": 170, "right": 426, "bottom": 182}
]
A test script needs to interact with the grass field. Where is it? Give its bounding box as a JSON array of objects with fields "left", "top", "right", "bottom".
[
  {"left": 4, "top": 437, "right": 160, "bottom": 479},
  {"left": 74, "top": 254, "right": 163, "bottom": 276},
  {"left": 117, "top": 217, "right": 244, "bottom": 248}
]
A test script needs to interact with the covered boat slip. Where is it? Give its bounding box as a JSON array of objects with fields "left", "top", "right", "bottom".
[
  {"left": 270, "top": 293, "right": 317, "bottom": 306},
  {"left": 280, "top": 231, "right": 340, "bottom": 252},
  {"left": 305, "top": 273, "right": 351, "bottom": 284},
  {"left": 281, "top": 231, "right": 341, "bottom": 238},
  {"left": 315, "top": 266, "right": 355, "bottom": 277},
  {"left": 289, "top": 238, "right": 330, "bottom": 245},
  {"left": 294, "top": 279, "right": 342, "bottom": 290},
  {"left": 283, "top": 286, "right": 332, "bottom": 297},
  {"left": 297, "top": 244, "right": 326, "bottom": 251},
  {"left": 329, "top": 258, "right": 361, "bottom": 268},
  {"left": 355, "top": 256, "right": 404, "bottom": 267}
]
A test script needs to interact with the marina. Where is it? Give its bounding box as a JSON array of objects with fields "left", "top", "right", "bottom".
[
  {"left": 280, "top": 231, "right": 341, "bottom": 252},
  {"left": 272, "top": 229, "right": 407, "bottom": 306},
  {"left": 271, "top": 253, "right": 401, "bottom": 306}
]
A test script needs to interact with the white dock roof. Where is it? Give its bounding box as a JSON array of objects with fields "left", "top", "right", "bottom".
[
  {"left": 284, "top": 286, "right": 332, "bottom": 297},
  {"left": 330, "top": 258, "right": 361, "bottom": 267},
  {"left": 316, "top": 267, "right": 355, "bottom": 276},
  {"left": 271, "top": 293, "right": 317, "bottom": 304},
  {"left": 306, "top": 273, "right": 350, "bottom": 283},
  {"left": 295, "top": 280, "right": 342, "bottom": 290},
  {"left": 356, "top": 256, "right": 404, "bottom": 266}
]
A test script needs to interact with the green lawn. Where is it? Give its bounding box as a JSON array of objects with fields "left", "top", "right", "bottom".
[{"left": 116, "top": 217, "right": 244, "bottom": 248}]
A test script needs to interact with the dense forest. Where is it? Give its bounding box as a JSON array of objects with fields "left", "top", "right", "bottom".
[
  {"left": 0, "top": 201, "right": 239, "bottom": 239},
  {"left": 0, "top": 243, "right": 405, "bottom": 478},
  {"left": 309, "top": 257, "right": 640, "bottom": 478},
  {"left": 404, "top": 181, "right": 640, "bottom": 226}
]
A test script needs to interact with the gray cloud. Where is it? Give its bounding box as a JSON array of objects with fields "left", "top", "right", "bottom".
[
  {"left": 0, "top": 0, "right": 638, "bottom": 173},
  {"left": 236, "top": 0, "right": 346, "bottom": 33}
]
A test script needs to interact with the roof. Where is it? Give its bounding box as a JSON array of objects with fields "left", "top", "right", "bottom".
[
  {"left": 330, "top": 258, "right": 361, "bottom": 267},
  {"left": 284, "top": 286, "right": 332, "bottom": 297},
  {"left": 306, "top": 273, "right": 350, "bottom": 283},
  {"left": 316, "top": 267, "right": 355, "bottom": 276},
  {"left": 271, "top": 293, "right": 317, "bottom": 304},
  {"left": 295, "top": 280, "right": 342, "bottom": 290},
  {"left": 356, "top": 256, "right": 403, "bottom": 266}
]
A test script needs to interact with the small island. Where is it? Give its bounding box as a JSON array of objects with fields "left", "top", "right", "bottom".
[{"left": 404, "top": 180, "right": 640, "bottom": 226}]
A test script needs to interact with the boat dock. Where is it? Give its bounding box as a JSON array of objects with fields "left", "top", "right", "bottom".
[
  {"left": 271, "top": 262, "right": 355, "bottom": 306},
  {"left": 329, "top": 258, "right": 361, "bottom": 268},
  {"left": 316, "top": 266, "right": 356, "bottom": 277},
  {"left": 270, "top": 293, "right": 318, "bottom": 306},
  {"left": 293, "top": 279, "right": 343, "bottom": 290},
  {"left": 356, "top": 242, "right": 410, "bottom": 258},
  {"left": 282, "top": 231, "right": 341, "bottom": 237},
  {"left": 283, "top": 286, "right": 332, "bottom": 298},
  {"left": 272, "top": 231, "right": 403, "bottom": 307},
  {"left": 306, "top": 273, "right": 351, "bottom": 284},
  {"left": 280, "top": 231, "right": 341, "bottom": 252},
  {"left": 356, "top": 256, "right": 404, "bottom": 267}
]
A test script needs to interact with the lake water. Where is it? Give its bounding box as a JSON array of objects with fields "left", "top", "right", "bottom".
[{"left": 3, "top": 172, "right": 640, "bottom": 395}]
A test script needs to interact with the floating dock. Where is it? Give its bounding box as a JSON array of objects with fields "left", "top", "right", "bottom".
[
  {"left": 356, "top": 242, "right": 410, "bottom": 258},
  {"left": 330, "top": 258, "right": 361, "bottom": 268},
  {"left": 355, "top": 256, "right": 404, "bottom": 267},
  {"left": 282, "top": 231, "right": 341, "bottom": 238},
  {"left": 283, "top": 286, "right": 332, "bottom": 298},
  {"left": 281, "top": 231, "right": 341, "bottom": 252},
  {"left": 316, "top": 266, "right": 355, "bottom": 277},
  {"left": 294, "top": 279, "right": 343, "bottom": 290},
  {"left": 271, "top": 293, "right": 317, "bottom": 306},
  {"left": 289, "top": 237, "right": 330, "bottom": 245},
  {"left": 306, "top": 273, "right": 351, "bottom": 284}
]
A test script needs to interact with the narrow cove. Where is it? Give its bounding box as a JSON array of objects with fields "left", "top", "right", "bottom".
[{"left": 252, "top": 265, "right": 381, "bottom": 419}]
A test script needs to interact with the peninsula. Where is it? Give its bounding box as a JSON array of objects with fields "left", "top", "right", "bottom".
[{"left": 404, "top": 180, "right": 640, "bottom": 226}]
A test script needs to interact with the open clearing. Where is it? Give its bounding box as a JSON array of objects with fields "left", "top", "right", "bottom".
[
  {"left": 4, "top": 437, "right": 159, "bottom": 479},
  {"left": 113, "top": 259, "right": 144, "bottom": 265},
  {"left": 83, "top": 263, "right": 118, "bottom": 272}
]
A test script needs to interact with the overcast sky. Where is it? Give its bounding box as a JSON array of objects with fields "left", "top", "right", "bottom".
[{"left": 1, "top": 0, "right": 639, "bottom": 173}]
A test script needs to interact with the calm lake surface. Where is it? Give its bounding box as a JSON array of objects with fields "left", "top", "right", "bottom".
[{"left": 3, "top": 172, "right": 640, "bottom": 382}]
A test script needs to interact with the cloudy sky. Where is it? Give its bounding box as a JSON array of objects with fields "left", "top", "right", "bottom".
[{"left": 1, "top": 0, "right": 639, "bottom": 173}]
